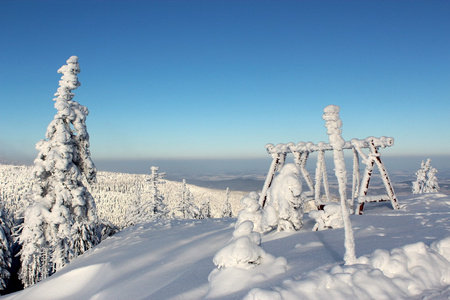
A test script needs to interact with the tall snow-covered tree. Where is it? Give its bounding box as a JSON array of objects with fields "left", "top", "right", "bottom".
[
  {"left": 0, "top": 206, "right": 12, "bottom": 292},
  {"left": 19, "top": 56, "right": 99, "bottom": 288},
  {"left": 412, "top": 158, "right": 440, "bottom": 194}
]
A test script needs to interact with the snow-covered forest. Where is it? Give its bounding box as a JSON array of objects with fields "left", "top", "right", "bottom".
[
  {"left": 0, "top": 56, "right": 449, "bottom": 299},
  {"left": 0, "top": 164, "right": 245, "bottom": 229}
]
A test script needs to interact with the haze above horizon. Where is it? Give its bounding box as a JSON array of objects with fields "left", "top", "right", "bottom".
[{"left": 1, "top": 0, "right": 449, "bottom": 166}]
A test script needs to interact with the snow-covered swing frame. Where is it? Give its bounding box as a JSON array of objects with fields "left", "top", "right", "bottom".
[{"left": 259, "top": 123, "right": 400, "bottom": 215}]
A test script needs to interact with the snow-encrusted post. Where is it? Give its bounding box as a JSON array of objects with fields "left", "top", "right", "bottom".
[
  {"left": 323, "top": 105, "right": 356, "bottom": 265},
  {"left": 293, "top": 151, "right": 314, "bottom": 193},
  {"left": 314, "top": 147, "right": 331, "bottom": 208},
  {"left": 259, "top": 149, "right": 285, "bottom": 208},
  {"left": 351, "top": 147, "right": 360, "bottom": 211}
]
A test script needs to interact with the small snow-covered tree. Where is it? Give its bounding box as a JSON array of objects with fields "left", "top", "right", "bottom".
[
  {"left": 19, "top": 56, "right": 99, "bottom": 287},
  {"left": 199, "top": 199, "right": 211, "bottom": 219},
  {"left": 412, "top": 158, "right": 440, "bottom": 194},
  {"left": 174, "top": 180, "right": 199, "bottom": 219},
  {"left": 145, "top": 166, "right": 168, "bottom": 219},
  {"left": 221, "top": 188, "right": 233, "bottom": 218},
  {"left": 264, "top": 164, "right": 305, "bottom": 232}
]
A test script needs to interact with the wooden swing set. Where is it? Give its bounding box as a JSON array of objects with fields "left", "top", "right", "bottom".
[{"left": 259, "top": 132, "right": 400, "bottom": 215}]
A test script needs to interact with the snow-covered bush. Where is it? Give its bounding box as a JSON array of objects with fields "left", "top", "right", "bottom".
[
  {"left": 412, "top": 158, "right": 440, "bottom": 194},
  {"left": 213, "top": 221, "right": 265, "bottom": 269},
  {"left": 208, "top": 220, "right": 287, "bottom": 298},
  {"left": 309, "top": 203, "right": 343, "bottom": 231},
  {"left": 19, "top": 56, "right": 100, "bottom": 287},
  {"left": 236, "top": 192, "right": 264, "bottom": 233},
  {"left": 264, "top": 163, "right": 305, "bottom": 232}
]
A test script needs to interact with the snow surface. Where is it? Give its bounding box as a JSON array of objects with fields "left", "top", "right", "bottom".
[{"left": 4, "top": 193, "right": 450, "bottom": 300}]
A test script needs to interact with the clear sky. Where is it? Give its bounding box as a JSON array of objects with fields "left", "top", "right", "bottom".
[{"left": 1, "top": 0, "right": 449, "bottom": 166}]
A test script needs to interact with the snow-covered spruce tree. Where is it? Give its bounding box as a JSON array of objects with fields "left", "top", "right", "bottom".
[
  {"left": 221, "top": 188, "right": 233, "bottom": 218},
  {"left": 412, "top": 158, "right": 440, "bottom": 194},
  {"left": 0, "top": 206, "right": 12, "bottom": 292},
  {"left": 199, "top": 199, "right": 211, "bottom": 219},
  {"left": 19, "top": 56, "right": 99, "bottom": 288},
  {"left": 323, "top": 104, "right": 356, "bottom": 265},
  {"left": 174, "top": 180, "right": 200, "bottom": 219},
  {"left": 144, "top": 166, "right": 168, "bottom": 220}
]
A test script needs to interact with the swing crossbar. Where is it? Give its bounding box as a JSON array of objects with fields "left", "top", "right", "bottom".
[{"left": 260, "top": 137, "right": 399, "bottom": 214}]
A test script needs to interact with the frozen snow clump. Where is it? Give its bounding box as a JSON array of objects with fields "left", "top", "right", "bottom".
[
  {"left": 264, "top": 163, "right": 305, "bottom": 232},
  {"left": 236, "top": 192, "right": 264, "bottom": 233},
  {"left": 208, "top": 220, "right": 287, "bottom": 298},
  {"left": 309, "top": 203, "right": 343, "bottom": 231},
  {"left": 213, "top": 221, "right": 265, "bottom": 269}
]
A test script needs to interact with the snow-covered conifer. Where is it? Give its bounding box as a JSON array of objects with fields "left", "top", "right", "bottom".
[
  {"left": 221, "top": 188, "right": 233, "bottom": 218},
  {"left": 0, "top": 206, "right": 12, "bottom": 291},
  {"left": 174, "top": 180, "right": 200, "bottom": 219},
  {"left": 264, "top": 164, "right": 305, "bottom": 232},
  {"left": 19, "top": 56, "right": 99, "bottom": 287},
  {"left": 412, "top": 159, "right": 440, "bottom": 194},
  {"left": 146, "top": 166, "right": 168, "bottom": 219},
  {"left": 199, "top": 199, "right": 211, "bottom": 219}
]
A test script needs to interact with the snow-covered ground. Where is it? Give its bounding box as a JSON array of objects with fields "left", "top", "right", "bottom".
[{"left": 4, "top": 193, "right": 449, "bottom": 300}]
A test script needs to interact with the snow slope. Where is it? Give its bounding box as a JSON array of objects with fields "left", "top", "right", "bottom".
[{"left": 4, "top": 193, "right": 450, "bottom": 299}]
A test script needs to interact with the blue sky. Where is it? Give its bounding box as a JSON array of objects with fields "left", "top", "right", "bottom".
[{"left": 1, "top": 0, "right": 449, "bottom": 167}]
